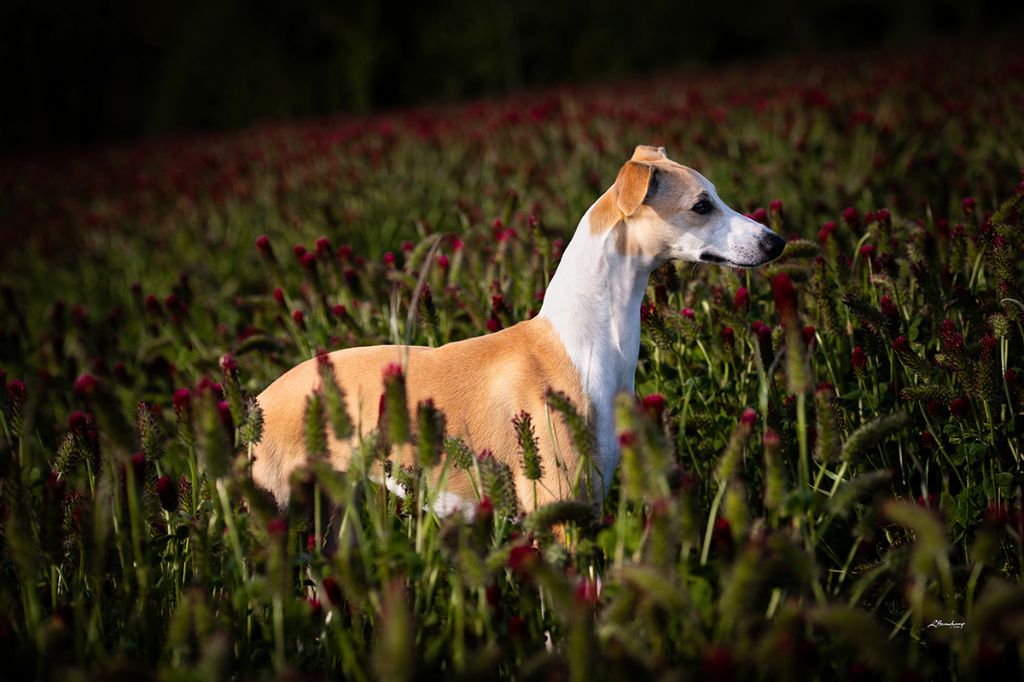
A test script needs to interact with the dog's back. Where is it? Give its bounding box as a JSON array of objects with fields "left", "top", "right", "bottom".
[{"left": 252, "top": 315, "right": 587, "bottom": 511}]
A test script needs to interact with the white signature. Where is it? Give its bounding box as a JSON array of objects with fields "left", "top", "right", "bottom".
[{"left": 927, "top": 619, "right": 966, "bottom": 630}]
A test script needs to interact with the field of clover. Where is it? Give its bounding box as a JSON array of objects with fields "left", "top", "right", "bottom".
[{"left": 1, "top": 41, "right": 1024, "bottom": 680}]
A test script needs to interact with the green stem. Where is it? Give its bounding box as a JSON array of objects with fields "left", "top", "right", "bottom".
[
  {"left": 216, "top": 478, "right": 248, "bottom": 583},
  {"left": 700, "top": 483, "right": 728, "bottom": 566}
]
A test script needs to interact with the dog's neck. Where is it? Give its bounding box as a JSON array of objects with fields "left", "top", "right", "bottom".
[{"left": 538, "top": 201, "right": 657, "bottom": 490}]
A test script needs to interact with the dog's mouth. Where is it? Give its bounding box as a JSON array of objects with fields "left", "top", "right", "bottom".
[
  {"left": 700, "top": 234, "right": 786, "bottom": 268},
  {"left": 698, "top": 252, "right": 765, "bottom": 268}
]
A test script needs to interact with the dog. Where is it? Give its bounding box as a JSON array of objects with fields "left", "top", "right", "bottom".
[{"left": 251, "top": 145, "right": 785, "bottom": 514}]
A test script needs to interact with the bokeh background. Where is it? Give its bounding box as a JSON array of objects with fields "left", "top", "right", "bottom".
[{"left": 3, "top": 0, "right": 1021, "bottom": 153}]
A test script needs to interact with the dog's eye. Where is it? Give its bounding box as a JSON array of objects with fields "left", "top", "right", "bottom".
[{"left": 691, "top": 199, "right": 713, "bottom": 215}]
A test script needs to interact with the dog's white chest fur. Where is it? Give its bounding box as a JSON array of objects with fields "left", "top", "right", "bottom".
[{"left": 538, "top": 206, "right": 654, "bottom": 492}]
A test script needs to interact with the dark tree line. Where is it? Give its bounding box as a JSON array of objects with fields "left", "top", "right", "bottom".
[{"left": 2, "top": 0, "right": 1019, "bottom": 152}]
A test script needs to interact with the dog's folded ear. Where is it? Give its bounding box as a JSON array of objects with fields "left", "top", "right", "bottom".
[{"left": 615, "top": 161, "right": 656, "bottom": 217}]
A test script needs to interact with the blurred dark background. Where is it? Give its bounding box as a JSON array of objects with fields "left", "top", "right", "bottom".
[{"left": 2, "top": 0, "right": 1021, "bottom": 153}]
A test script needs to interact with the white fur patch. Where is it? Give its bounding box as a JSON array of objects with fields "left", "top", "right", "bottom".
[{"left": 379, "top": 476, "right": 475, "bottom": 520}]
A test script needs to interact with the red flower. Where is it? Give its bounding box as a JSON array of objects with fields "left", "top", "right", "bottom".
[
  {"left": 842, "top": 206, "right": 860, "bottom": 227},
  {"left": 307, "top": 598, "right": 323, "bottom": 621},
  {"left": 642, "top": 393, "right": 667, "bottom": 418},
  {"left": 144, "top": 294, "right": 162, "bottom": 315},
  {"left": 401, "top": 240, "right": 414, "bottom": 254},
  {"left": 486, "top": 316, "right": 501, "bottom": 333},
  {"left": 256, "top": 234, "right": 272, "bottom": 255},
  {"left": 984, "top": 502, "right": 1009, "bottom": 527},
  {"left": 382, "top": 363, "right": 404, "bottom": 382},
  {"left": 73, "top": 373, "right": 99, "bottom": 398},
  {"left": 949, "top": 396, "right": 970, "bottom": 418},
  {"left": 618, "top": 430, "right": 636, "bottom": 447},
  {"left": 851, "top": 346, "right": 867, "bottom": 372},
  {"left": 858, "top": 244, "right": 875, "bottom": 259},
  {"left": 751, "top": 207, "right": 768, "bottom": 225},
  {"left": 892, "top": 335, "right": 910, "bottom": 353},
  {"left": 332, "top": 303, "right": 346, "bottom": 318},
  {"left": 1006, "top": 368, "right": 1019, "bottom": 387},
  {"left": 740, "top": 407, "right": 757, "bottom": 428},
  {"left": 876, "top": 208, "right": 891, "bottom": 225},
  {"left": 300, "top": 252, "right": 317, "bottom": 271},
  {"left": 818, "top": 220, "right": 837, "bottom": 244},
  {"left": 315, "top": 236, "right": 332, "bottom": 255},
  {"left": 267, "top": 517, "right": 288, "bottom": 537},
  {"left": 771, "top": 274, "right": 797, "bottom": 325},
  {"left": 383, "top": 251, "right": 396, "bottom": 267},
  {"left": 273, "top": 288, "right": 285, "bottom": 305},
  {"left": 702, "top": 645, "right": 736, "bottom": 682},
  {"left": 802, "top": 325, "right": 816, "bottom": 347},
  {"left": 7, "top": 379, "right": 26, "bottom": 403},
  {"left": 880, "top": 295, "right": 899, "bottom": 323},
  {"left": 575, "top": 577, "right": 600, "bottom": 606},
  {"left": 940, "top": 319, "right": 964, "bottom": 352},
  {"left": 722, "top": 326, "right": 735, "bottom": 347},
  {"left": 216, "top": 400, "right": 233, "bottom": 431},
  {"left": 476, "top": 496, "right": 494, "bottom": 523},
  {"left": 336, "top": 244, "right": 353, "bottom": 262},
  {"left": 220, "top": 353, "right": 238, "bottom": 374},
  {"left": 157, "top": 475, "right": 179, "bottom": 511},
  {"left": 436, "top": 254, "right": 450, "bottom": 269},
  {"left": 292, "top": 309, "right": 305, "bottom": 327},
  {"left": 321, "top": 577, "right": 343, "bottom": 608},
  {"left": 769, "top": 198, "right": 783, "bottom": 213},
  {"left": 961, "top": 197, "right": 976, "bottom": 215},
  {"left": 508, "top": 615, "right": 525, "bottom": 639},
  {"left": 172, "top": 387, "right": 192, "bottom": 411},
  {"left": 680, "top": 307, "right": 695, "bottom": 320},
  {"left": 920, "top": 431, "right": 934, "bottom": 449},
  {"left": 712, "top": 516, "right": 733, "bottom": 555},
  {"left": 734, "top": 286, "right": 749, "bottom": 310},
  {"left": 293, "top": 244, "right": 307, "bottom": 259},
  {"left": 507, "top": 543, "right": 539, "bottom": 574}
]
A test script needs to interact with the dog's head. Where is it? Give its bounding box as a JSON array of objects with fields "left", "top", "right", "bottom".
[{"left": 589, "top": 145, "right": 786, "bottom": 267}]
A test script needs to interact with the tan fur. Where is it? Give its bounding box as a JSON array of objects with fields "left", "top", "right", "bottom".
[
  {"left": 253, "top": 316, "right": 589, "bottom": 510},
  {"left": 590, "top": 145, "right": 714, "bottom": 258}
]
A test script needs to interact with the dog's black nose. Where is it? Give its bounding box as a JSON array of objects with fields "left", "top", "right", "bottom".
[{"left": 760, "top": 232, "right": 787, "bottom": 260}]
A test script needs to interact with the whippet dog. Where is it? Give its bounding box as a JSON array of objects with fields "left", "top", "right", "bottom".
[{"left": 252, "top": 145, "right": 786, "bottom": 514}]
